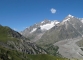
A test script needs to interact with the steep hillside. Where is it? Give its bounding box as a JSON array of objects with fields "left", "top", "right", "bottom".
[
  {"left": 0, "top": 25, "right": 67, "bottom": 60},
  {"left": 0, "top": 25, "right": 46, "bottom": 55},
  {"left": 0, "top": 25, "right": 25, "bottom": 43}
]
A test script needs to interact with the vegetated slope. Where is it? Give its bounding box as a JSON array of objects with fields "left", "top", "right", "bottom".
[
  {"left": 27, "top": 54, "right": 68, "bottom": 60},
  {"left": 0, "top": 25, "right": 24, "bottom": 42},
  {"left": 0, "top": 25, "right": 46, "bottom": 55},
  {"left": 0, "top": 45, "right": 69, "bottom": 60},
  {"left": 0, "top": 46, "right": 29, "bottom": 60}
]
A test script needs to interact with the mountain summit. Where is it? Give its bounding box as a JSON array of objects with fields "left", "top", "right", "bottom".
[
  {"left": 20, "top": 15, "right": 83, "bottom": 59},
  {"left": 21, "top": 20, "right": 60, "bottom": 42},
  {"left": 67, "top": 14, "right": 74, "bottom": 18},
  {"left": 62, "top": 14, "right": 74, "bottom": 23},
  {"left": 37, "top": 14, "right": 83, "bottom": 44}
]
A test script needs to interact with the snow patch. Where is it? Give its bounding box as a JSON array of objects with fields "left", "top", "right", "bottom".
[
  {"left": 63, "top": 18, "right": 70, "bottom": 22},
  {"left": 62, "top": 14, "right": 74, "bottom": 23},
  {"left": 55, "top": 22, "right": 60, "bottom": 24},
  {"left": 41, "top": 21, "right": 45, "bottom": 23},
  {"left": 40, "top": 21, "right": 59, "bottom": 30},
  {"left": 68, "top": 14, "right": 74, "bottom": 18},
  {"left": 30, "top": 28, "right": 37, "bottom": 33},
  {"left": 53, "top": 20, "right": 60, "bottom": 24}
]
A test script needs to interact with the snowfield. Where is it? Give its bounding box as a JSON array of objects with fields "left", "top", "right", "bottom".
[{"left": 40, "top": 21, "right": 59, "bottom": 30}]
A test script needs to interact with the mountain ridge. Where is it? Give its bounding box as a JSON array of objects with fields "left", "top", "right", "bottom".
[
  {"left": 21, "top": 19, "right": 60, "bottom": 42},
  {"left": 1, "top": 14, "right": 83, "bottom": 59},
  {"left": 21, "top": 14, "right": 83, "bottom": 59}
]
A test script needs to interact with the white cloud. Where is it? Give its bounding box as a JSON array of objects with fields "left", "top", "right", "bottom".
[{"left": 50, "top": 8, "right": 56, "bottom": 14}]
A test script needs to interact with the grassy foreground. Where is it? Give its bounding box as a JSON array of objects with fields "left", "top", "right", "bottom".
[
  {"left": 0, "top": 45, "right": 69, "bottom": 60},
  {"left": 27, "top": 54, "right": 69, "bottom": 60}
]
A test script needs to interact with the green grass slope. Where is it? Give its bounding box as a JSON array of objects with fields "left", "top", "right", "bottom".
[
  {"left": 0, "top": 25, "right": 18, "bottom": 43},
  {"left": 27, "top": 54, "right": 68, "bottom": 60},
  {"left": 0, "top": 46, "right": 28, "bottom": 60},
  {"left": 0, "top": 46, "right": 69, "bottom": 60},
  {"left": 0, "top": 25, "right": 24, "bottom": 44}
]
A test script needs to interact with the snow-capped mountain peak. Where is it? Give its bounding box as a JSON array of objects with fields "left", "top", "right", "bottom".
[
  {"left": 52, "top": 20, "right": 60, "bottom": 24},
  {"left": 21, "top": 20, "right": 60, "bottom": 36},
  {"left": 28, "top": 20, "right": 60, "bottom": 33},
  {"left": 68, "top": 14, "right": 74, "bottom": 18},
  {"left": 62, "top": 18, "right": 70, "bottom": 23},
  {"left": 40, "top": 20, "right": 59, "bottom": 30},
  {"left": 41, "top": 21, "right": 45, "bottom": 23},
  {"left": 62, "top": 14, "right": 74, "bottom": 23},
  {"left": 41, "top": 20, "right": 51, "bottom": 24}
]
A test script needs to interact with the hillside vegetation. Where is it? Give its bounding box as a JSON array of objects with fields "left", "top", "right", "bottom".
[
  {"left": 0, "top": 45, "right": 69, "bottom": 60},
  {"left": 0, "top": 25, "right": 23, "bottom": 43},
  {"left": 0, "top": 46, "right": 28, "bottom": 60}
]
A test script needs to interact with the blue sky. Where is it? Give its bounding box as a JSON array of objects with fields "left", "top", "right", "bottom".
[{"left": 0, "top": 0, "right": 83, "bottom": 31}]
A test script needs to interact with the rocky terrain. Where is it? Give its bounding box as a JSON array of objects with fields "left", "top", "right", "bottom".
[
  {"left": 21, "top": 20, "right": 60, "bottom": 42},
  {"left": 54, "top": 37, "right": 83, "bottom": 59},
  {"left": 21, "top": 14, "right": 83, "bottom": 59},
  {"left": 1, "top": 14, "right": 83, "bottom": 59}
]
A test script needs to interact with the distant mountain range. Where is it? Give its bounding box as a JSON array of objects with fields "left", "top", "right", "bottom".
[
  {"left": 1, "top": 14, "right": 83, "bottom": 60},
  {"left": 21, "top": 20, "right": 60, "bottom": 42},
  {"left": 21, "top": 14, "right": 83, "bottom": 59}
]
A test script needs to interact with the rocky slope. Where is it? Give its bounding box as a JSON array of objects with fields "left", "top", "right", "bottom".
[
  {"left": 36, "top": 14, "right": 83, "bottom": 46},
  {"left": 21, "top": 14, "right": 83, "bottom": 59},
  {"left": 21, "top": 20, "right": 59, "bottom": 42},
  {"left": 35, "top": 14, "right": 83, "bottom": 59},
  {"left": 54, "top": 37, "right": 83, "bottom": 59}
]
